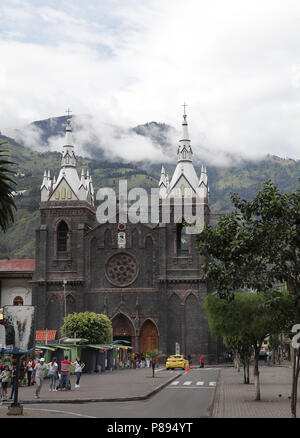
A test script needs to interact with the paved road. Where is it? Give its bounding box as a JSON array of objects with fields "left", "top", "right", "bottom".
[{"left": 23, "top": 368, "right": 219, "bottom": 418}]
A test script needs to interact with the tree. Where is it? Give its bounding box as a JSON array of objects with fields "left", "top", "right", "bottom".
[
  {"left": 204, "top": 291, "right": 293, "bottom": 397},
  {"left": 146, "top": 349, "right": 164, "bottom": 378},
  {"left": 61, "top": 312, "right": 112, "bottom": 345},
  {"left": 0, "top": 144, "right": 16, "bottom": 232},
  {"left": 197, "top": 181, "right": 299, "bottom": 414}
]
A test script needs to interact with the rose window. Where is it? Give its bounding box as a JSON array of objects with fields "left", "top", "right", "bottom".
[{"left": 105, "top": 253, "right": 138, "bottom": 287}]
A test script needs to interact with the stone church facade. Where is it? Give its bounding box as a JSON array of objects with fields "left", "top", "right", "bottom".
[{"left": 32, "top": 112, "right": 222, "bottom": 364}]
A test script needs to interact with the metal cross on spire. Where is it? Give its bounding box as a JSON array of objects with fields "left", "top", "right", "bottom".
[
  {"left": 65, "top": 108, "right": 72, "bottom": 117},
  {"left": 182, "top": 102, "right": 188, "bottom": 116}
]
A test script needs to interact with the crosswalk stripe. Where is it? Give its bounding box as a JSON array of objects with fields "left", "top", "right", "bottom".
[
  {"left": 171, "top": 381, "right": 180, "bottom": 385},
  {"left": 196, "top": 381, "right": 204, "bottom": 386},
  {"left": 183, "top": 381, "right": 192, "bottom": 385},
  {"left": 209, "top": 382, "right": 216, "bottom": 386}
]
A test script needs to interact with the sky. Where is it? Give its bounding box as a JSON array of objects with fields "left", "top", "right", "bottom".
[{"left": 1, "top": 0, "right": 300, "bottom": 165}]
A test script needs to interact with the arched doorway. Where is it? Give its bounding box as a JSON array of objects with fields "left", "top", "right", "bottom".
[
  {"left": 140, "top": 320, "right": 158, "bottom": 354},
  {"left": 112, "top": 313, "right": 134, "bottom": 345}
]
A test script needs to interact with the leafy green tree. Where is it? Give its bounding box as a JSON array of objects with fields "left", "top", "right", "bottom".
[
  {"left": 198, "top": 180, "right": 300, "bottom": 416},
  {"left": 204, "top": 292, "right": 293, "bottom": 398},
  {"left": 61, "top": 312, "right": 112, "bottom": 345},
  {"left": 0, "top": 145, "right": 16, "bottom": 232}
]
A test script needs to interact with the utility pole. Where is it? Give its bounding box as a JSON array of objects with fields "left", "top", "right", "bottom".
[{"left": 63, "top": 280, "right": 67, "bottom": 337}]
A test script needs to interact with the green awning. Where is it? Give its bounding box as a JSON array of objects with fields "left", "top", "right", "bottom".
[
  {"left": 35, "top": 345, "right": 56, "bottom": 351},
  {"left": 43, "top": 344, "right": 72, "bottom": 350}
]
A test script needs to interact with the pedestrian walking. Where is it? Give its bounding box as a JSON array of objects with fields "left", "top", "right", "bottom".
[
  {"left": 47, "top": 357, "right": 58, "bottom": 392},
  {"left": 9, "top": 364, "right": 17, "bottom": 400},
  {"left": 26, "top": 359, "right": 34, "bottom": 386},
  {"left": 199, "top": 355, "right": 204, "bottom": 368},
  {"left": 59, "top": 355, "right": 71, "bottom": 390},
  {"left": 72, "top": 357, "right": 85, "bottom": 388},
  {"left": 130, "top": 352, "right": 135, "bottom": 369},
  {"left": 0, "top": 365, "right": 11, "bottom": 399},
  {"left": 19, "top": 359, "right": 26, "bottom": 386},
  {"left": 33, "top": 358, "right": 47, "bottom": 399}
]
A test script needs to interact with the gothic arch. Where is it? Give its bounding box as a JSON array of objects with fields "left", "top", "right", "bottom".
[
  {"left": 140, "top": 319, "right": 159, "bottom": 353},
  {"left": 111, "top": 312, "right": 136, "bottom": 341},
  {"left": 66, "top": 294, "right": 76, "bottom": 315},
  {"left": 53, "top": 217, "right": 72, "bottom": 231},
  {"left": 184, "top": 293, "right": 201, "bottom": 356},
  {"left": 54, "top": 219, "right": 71, "bottom": 254},
  {"left": 46, "top": 295, "right": 61, "bottom": 330},
  {"left": 182, "top": 290, "right": 200, "bottom": 305},
  {"left": 104, "top": 228, "right": 112, "bottom": 248},
  {"left": 167, "top": 294, "right": 182, "bottom": 356},
  {"left": 131, "top": 227, "right": 141, "bottom": 248}
]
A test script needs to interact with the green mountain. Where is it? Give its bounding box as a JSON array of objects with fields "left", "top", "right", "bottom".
[{"left": 0, "top": 130, "right": 299, "bottom": 260}]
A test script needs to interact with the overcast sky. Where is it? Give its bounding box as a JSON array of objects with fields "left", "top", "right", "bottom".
[{"left": 1, "top": 0, "right": 300, "bottom": 165}]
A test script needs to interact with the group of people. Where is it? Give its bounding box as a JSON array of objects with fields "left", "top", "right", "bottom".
[
  {"left": 0, "top": 355, "right": 85, "bottom": 400},
  {"left": 33, "top": 355, "right": 85, "bottom": 399},
  {"left": 129, "top": 352, "right": 159, "bottom": 369}
]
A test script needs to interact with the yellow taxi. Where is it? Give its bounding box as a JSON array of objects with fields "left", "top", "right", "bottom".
[{"left": 166, "top": 355, "right": 189, "bottom": 370}]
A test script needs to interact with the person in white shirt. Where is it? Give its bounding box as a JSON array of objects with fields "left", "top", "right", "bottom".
[
  {"left": 34, "top": 358, "right": 47, "bottom": 399},
  {"left": 72, "top": 357, "right": 85, "bottom": 388},
  {"left": 47, "top": 357, "right": 58, "bottom": 391}
]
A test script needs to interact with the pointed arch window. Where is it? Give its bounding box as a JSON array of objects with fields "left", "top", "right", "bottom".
[
  {"left": 176, "top": 219, "right": 188, "bottom": 251},
  {"left": 57, "top": 221, "right": 68, "bottom": 252}
]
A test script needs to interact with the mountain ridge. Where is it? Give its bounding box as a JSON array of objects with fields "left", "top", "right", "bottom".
[{"left": 0, "top": 119, "right": 299, "bottom": 259}]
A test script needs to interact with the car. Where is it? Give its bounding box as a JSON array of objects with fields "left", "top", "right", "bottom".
[{"left": 166, "top": 355, "right": 189, "bottom": 370}]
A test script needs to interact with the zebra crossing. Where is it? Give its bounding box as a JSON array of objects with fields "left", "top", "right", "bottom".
[{"left": 168, "top": 379, "right": 216, "bottom": 389}]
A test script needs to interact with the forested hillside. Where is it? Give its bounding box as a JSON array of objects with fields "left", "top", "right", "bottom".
[{"left": 0, "top": 129, "right": 299, "bottom": 259}]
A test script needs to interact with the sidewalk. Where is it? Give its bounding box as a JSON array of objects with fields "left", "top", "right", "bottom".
[
  {"left": 0, "top": 364, "right": 299, "bottom": 418},
  {"left": 212, "top": 363, "right": 300, "bottom": 418},
  {"left": 1, "top": 366, "right": 180, "bottom": 405}
]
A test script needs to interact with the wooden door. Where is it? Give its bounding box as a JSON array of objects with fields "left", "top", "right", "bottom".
[{"left": 140, "top": 320, "right": 158, "bottom": 353}]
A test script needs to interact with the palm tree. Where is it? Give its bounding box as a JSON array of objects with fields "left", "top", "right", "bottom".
[
  {"left": 0, "top": 142, "right": 16, "bottom": 232},
  {"left": 146, "top": 349, "right": 164, "bottom": 378}
]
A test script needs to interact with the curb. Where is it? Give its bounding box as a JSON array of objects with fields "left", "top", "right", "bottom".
[
  {"left": 206, "top": 368, "right": 220, "bottom": 418},
  {"left": 9, "top": 372, "right": 182, "bottom": 405}
]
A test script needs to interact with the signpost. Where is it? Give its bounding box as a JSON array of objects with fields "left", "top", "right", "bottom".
[{"left": 1, "top": 305, "right": 35, "bottom": 415}]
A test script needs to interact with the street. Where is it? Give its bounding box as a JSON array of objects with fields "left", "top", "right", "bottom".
[{"left": 23, "top": 368, "right": 219, "bottom": 418}]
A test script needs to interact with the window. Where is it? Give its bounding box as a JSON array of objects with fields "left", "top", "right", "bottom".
[
  {"left": 13, "top": 296, "right": 24, "bottom": 306},
  {"left": 67, "top": 189, "right": 72, "bottom": 199},
  {"left": 176, "top": 220, "right": 188, "bottom": 251},
  {"left": 57, "top": 221, "right": 68, "bottom": 252},
  {"left": 61, "top": 187, "right": 66, "bottom": 199}
]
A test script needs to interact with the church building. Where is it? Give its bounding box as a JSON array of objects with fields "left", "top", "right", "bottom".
[{"left": 30, "top": 110, "right": 221, "bottom": 363}]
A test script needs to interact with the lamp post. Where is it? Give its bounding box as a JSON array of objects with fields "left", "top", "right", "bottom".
[
  {"left": 63, "top": 280, "right": 67, "bottom": 318},
  {"left": 62, "top": 280, "right": 67, "bottom": 337}
]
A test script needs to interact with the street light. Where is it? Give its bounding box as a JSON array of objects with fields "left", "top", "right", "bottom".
[
  {"left": 62, "top": 280, "right": 67, "bottom": 318},
  {"left": 62, "top": 280, "right": 68, "bottom": 338}
]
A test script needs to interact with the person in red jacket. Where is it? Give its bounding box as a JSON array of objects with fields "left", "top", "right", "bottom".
[
  {"left": 60, "top": 356, "right": 71, "bottom": 390},
  {"left": 199, "top": 355, "right": 204, "bottom": 368}
]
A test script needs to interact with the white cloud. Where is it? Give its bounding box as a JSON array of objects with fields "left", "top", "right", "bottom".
[{"left": 1, "top": 0, "right": 300, "bottom": 164}]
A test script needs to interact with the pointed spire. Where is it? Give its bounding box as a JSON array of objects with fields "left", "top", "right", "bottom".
[
  {"left": 79, "top": 169, "right": 86, "bottom": 189},
  {"left": 199, "top": 163, "right": 208, "bottom": 187},
  {"left": 41, "top": 169, "right": 48, "bottom": 190},
  {"left": 159, "top": 165, "right": 166, "bottom": 187},
  {"left": 181, "top": 102, "right": 190, "bottom": 141},
  {"left": 61, "top": 117, "right": 77, "bottom": 167},
  {"left": 177, "top": 103, "right": 192, "bottom": 162}
]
